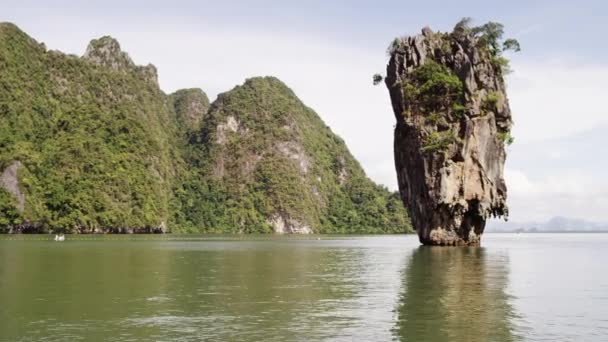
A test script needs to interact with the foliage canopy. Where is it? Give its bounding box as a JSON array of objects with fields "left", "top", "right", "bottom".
[{"left": 0, "top": 24, "right": 412, "bottom": 234}]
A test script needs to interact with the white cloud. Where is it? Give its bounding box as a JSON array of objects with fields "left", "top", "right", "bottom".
[
  {"left": 505, "top": 168, "right": 608, "bottom": 222},
  {"left": 508, "top": 61, "right": 608, "bottom": 142}
]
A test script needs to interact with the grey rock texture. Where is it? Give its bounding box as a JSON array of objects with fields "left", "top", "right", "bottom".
[
  {"left": 84, "top": 36, "right": 135, "bottom": 70},
  {"left": 266, "top": 214, "right": 312, "bottom": 234},
  {"left": 0, "top": 161, "right": 25, "bottom": 212},
  {"left": 385, "top": 27, "right": 511, "bottom": 245},
  {"left": 84, "top": 36, "right": 158, "bottom": 85},
  {"left": 138, "top": 64, "right": 159, "bottom": 85}
]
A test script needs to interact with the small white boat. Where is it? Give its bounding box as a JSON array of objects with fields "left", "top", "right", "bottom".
[{"left": 54, "top": 234, "right": 65, "bottom": 242}]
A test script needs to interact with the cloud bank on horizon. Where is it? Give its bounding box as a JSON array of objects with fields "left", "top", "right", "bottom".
[{"left": 1, "top": 0, "right": 606, "bottom": 222}]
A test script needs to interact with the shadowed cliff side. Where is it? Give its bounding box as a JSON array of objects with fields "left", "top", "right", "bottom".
[{"left": 384, "top": 19, "right": 516, "bottom": 245}]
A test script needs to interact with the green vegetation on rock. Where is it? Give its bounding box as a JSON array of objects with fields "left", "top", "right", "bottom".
[
  {"left": 170, "top": 88, "right": 210, "bottom": 131},
  {"left": 497, "top": 132, "right": 515, "bottom": 146},
  {"left": 453, "top": 18, "right": 521, "bottom": 74},
  {"left": 175, "top": 77, "right": 412, "bottom": 234},
  {"left": 482, "top": 91, "right": 502, "bottom": 112},
  {"left": 386, "top": 37, "right": 403, "bottom": 56},
  {"left": 421, "top": 131, "right": 457, "bottom": 152},
  {"left": 393, "top": 19, "right": 518, "bottom": 158},
  {"left": 403, "top": 60, "right": 464, "bottom": 115},
  {"left": 0, "top": 23, "right": 179, "bottom": 232},
  {"left": 0, "top": 23, "right": 412, "bottom": 234},
  {"left": 0, "top": 189, "right": 22, "bottom": 232}
]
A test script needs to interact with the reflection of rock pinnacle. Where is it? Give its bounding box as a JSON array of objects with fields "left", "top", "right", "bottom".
[{"left": 394, "top": 247, "right": 519, "bottom": 341}]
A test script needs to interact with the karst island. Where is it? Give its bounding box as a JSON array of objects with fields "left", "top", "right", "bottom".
[
  {"left": 0, "top": 19, "right": 518, "bottom": 247},
  {"left": 380, "top": 18, "right": 518, "bottom": 245}
]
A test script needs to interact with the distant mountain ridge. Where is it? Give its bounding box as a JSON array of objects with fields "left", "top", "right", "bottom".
[
  {"left": 0, "top": 22, "right": 412, "bottom": 234},
  {"left": 487, "top": 216, "right": 608, "bottom": 232}
]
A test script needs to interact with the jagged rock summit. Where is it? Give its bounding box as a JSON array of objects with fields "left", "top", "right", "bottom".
[
  {"left": 84, "top": 36, "right": 135, "bottom": 70},
  {"left": 384, "top": 20, "right": 515, "bottom": 245},
  {"left": 84, "top": 35, "right": 158, "bottom": 84}
]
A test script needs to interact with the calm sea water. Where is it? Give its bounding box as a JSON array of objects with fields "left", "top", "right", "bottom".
[{"left": 0, "top": 234, "right": 607, "bottom": 341}]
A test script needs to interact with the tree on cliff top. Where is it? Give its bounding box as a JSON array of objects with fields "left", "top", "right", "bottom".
[
  {"left": 453, "top": 18, "right": 521, "bottom": 73},
  {"left": 454, "top": 18, "right": 520, "bottom": 53}
]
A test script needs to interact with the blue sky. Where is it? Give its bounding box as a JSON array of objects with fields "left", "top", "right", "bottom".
[{"left": 1, "top": 0, "right": 607, "bottom": 222}]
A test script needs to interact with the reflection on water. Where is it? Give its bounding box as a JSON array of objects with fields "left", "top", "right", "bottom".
[{"left": 394, "top": 246, "right": 521, "bottom": 342}]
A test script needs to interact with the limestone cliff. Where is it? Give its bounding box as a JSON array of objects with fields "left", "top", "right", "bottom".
[
  {"left": 0, "top": 22, "right": 412, "bottom": 234},
  {"left": 180, "top": 77, "right": 412, "bottom": 234},
  {"left": 84, "top": 36, "right": 158, "bottom": 85},
  {"left": 384, "top": 21, "right": 514, "bottom": 245}
]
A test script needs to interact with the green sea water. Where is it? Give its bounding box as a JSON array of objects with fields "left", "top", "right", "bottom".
[{"left": 0, "top": 234, "right": 606, "bottom": 341}]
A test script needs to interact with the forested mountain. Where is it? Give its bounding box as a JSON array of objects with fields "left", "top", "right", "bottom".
[{"left": 0, "top": 23, "right": 412, "bottom": 234}]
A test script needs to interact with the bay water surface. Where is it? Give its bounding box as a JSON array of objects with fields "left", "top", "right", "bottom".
[{"left": 0, "top": 233, "right": 607, "bottom": 341}]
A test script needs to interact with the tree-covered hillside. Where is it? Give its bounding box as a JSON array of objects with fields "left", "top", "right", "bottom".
[
  {"left": 174, "top": 77, "right": 411, "bottom": 233},
  {"left": 0, "top": 23, "right": 180, "bottom": 233},
  {"left": 0, "top": 23, "right": 412, "bottom": 234}
]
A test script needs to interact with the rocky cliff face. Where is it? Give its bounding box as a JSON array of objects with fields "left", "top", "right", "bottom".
[
  {"left": 84, "top": 36, "right": 134, "bottom": 70},
  {"left": 385, "top": 24, "right": 512, "bottom": 245},
  {"left": 84, "top": 36, "right": 159, "bottom": 85}
]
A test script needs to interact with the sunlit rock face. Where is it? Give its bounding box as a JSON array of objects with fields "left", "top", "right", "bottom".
[{"left": 385, "top": 25, "right": 512, "bottom": 246}]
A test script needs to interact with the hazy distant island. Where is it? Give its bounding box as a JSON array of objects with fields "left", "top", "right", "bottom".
[
  {"left": 487, "top": 216, "right": 608, "bottom": 233},
  {"left": 0, "top": 22, "right": 412, "bottom": 235}
]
